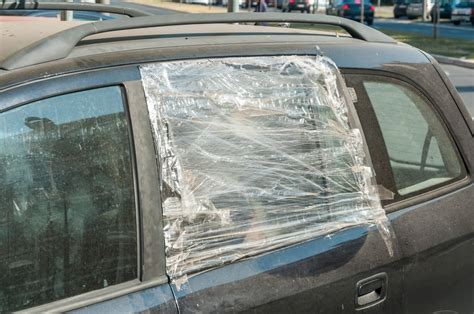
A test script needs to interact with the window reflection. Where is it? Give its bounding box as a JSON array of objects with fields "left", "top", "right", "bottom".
[{"left": 0, "top": 87, "right": 137, "bottom": 311}]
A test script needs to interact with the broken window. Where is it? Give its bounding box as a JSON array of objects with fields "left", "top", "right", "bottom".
[{"left": 140, "top": 56, "right": 390, "bottom": 286}]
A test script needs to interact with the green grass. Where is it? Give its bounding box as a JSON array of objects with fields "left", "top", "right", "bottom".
[
  {"left": 377, "top": 28, "right": 474, "bottom": 59},
  {"left": 291, "top": 23, "right": 473, "bottom": 59}
]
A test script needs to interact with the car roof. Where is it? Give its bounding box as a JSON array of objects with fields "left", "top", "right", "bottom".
[
  {"left": 0, "top": 12, "right": 400, "bottom": 69},
  {"left": 0, "top": 12, "right": 431, "bottom": 90},
  {"left": 1, "top": 20, "right": 85, "bottom": 64}
]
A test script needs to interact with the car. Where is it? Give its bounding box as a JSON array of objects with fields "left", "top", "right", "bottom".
[
  {"left": 393, "top": 0, "right": 410, "bottom": 18},
  {"left": 451, "top": 0, "right": 474, "bottom": 24},
  {"left": 1, "top": 2, "right": 473, "bottom": 313},
  {"left": 430, "top": 0, "right": 456, "bottom": 21},
  {"left": 326, "top": 0, "right": 375, "bottom": 25},
  {"left": 407, "top": 0, "right": 456, "bottom": 20},
  {"left": 0, "top": 9, "right": 118, "bottom": 20},
  {"left": 281, "top": 0, "right": 316, "bottom": 12},
  {"left": 0, "top": 1, "right": 145, "bottom": 20},
  {"left": 406, "top": 0, "right": 427, "bottom": 18}
]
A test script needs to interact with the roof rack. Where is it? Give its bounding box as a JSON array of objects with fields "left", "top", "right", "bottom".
[
  {"left": 1, "top": 12, "right": 396, "bottom": 70},
  {"left": 0, "top": 1, "right": 150, "bottom": 17}
]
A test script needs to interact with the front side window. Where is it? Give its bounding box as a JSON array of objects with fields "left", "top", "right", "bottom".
[
  {"left": 363, "top": 80, "right": 463, "bottom": 196},
  {"left": 0, "top": 87, "right": 137, "bottom": 311}
]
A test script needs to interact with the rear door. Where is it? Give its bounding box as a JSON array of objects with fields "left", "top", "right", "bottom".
[
  {"left": 139, "top": 55, "right": 404, "bottom": 313},
  {"left": 344, "top": 70, "right": 474, "bottom": 313}
]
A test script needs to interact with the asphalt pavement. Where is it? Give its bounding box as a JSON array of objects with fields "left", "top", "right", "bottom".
[{"left": 374, "top": 19, "right": 474, "bottom": 41}]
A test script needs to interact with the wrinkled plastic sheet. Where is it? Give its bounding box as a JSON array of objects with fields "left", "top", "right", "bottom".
[{"left": 140, "top": 55, "right": 391, "bottom": 287}]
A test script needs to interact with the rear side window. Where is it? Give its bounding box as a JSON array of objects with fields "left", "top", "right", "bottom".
[
  {"left": 0, "top": 87, "right": 137, "bottom": 311},
  {"left": 363, "top": 80, "right": 463, "bottom": 196}
]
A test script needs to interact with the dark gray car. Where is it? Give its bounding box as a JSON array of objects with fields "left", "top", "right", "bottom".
[
  {"left": 0, "top": 3, "right": 473, "bottom": 313},
  {"left": 326, "top": 0, "right": 375, "bottom": 25}
]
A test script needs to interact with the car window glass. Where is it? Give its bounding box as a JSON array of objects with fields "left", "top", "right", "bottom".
[
  {"left": 363, "top": 81, "right": 462, "bottom": 196},
  {"left": 0, "top": 86, "right": 137, "bottom": 312},
  {"left": 141, "top": 56, "right": 389, "bottom": 283}
]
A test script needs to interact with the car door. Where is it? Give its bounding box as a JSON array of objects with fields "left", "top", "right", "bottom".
[
  {"left": 0, "top": 67, "right": 177, "bottom": 313},
  {"left": 344, "top": 70, "right": 474, "bottom": 313},
  {"left": 139, "top": 55, "right": 404, "bottom": 313}
]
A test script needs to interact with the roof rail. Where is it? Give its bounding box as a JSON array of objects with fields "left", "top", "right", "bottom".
[
  {"left": 0, "top": 1, "right": 150, "bottom": 17},
  {"left": 1, "top": 12, "right": 396, "bottom": 70}
]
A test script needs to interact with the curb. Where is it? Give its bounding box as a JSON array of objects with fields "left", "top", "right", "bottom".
[{"left": 433, "top": 54, "right": 474, "bottom": 69}]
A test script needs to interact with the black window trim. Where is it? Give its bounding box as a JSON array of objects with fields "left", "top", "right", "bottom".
[
  {"left": 341, "top": 69, "right": 471, "bottom": 213},
  {"left": 0, "top": 66, "right": 169, "bottom": 312}
]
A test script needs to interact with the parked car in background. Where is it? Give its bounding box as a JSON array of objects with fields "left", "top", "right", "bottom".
[
  {"left": 430, "top": 0, "right": 456, "bottom": 21},
  {"left": 281, "top": 0, "right": 315, "bottom": 12},
  {"left": 406, "top": 0, "right": 456, "bottom": 20},
  {"left": 1, "top": 9, "right": 117, "bottom": 20},
  {"left": 406, "top": 0, "right": 427, "bottom": 18},
  {"left": 451, "top": 0, "right": 474, "bottom": 24},
  {"left": 1, "top": 3, "right": 473, "bottom": 314},
  {"left": 326, "top": 0, "right": 375, "bottom": 25},
  {"left": 393, "top": 0, "right": 410, "bottom": 18}
]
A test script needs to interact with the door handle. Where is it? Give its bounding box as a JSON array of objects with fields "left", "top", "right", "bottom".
[{"left": 356, "top": 273, "right": 387, "bottom": 309}]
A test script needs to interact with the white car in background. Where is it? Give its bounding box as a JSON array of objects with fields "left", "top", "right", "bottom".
[{"left": 451, "top": 0, "right": 474, "bottom": 24}]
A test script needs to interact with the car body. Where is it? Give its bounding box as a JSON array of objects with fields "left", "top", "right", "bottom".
[
  {"left": 326, "top": 0, "right": 375, "bottom": 25},
  {"left": 0, "top": 5, "right": 473, "bottom": 314},
  {"left": 281, "top": 0, "right": 315, "bottom": 12},
  {"left": 393, "top": 0, "right": 410, "bottom": 18},
  {"left": 451, "top": 0, "right": 474, "bottom": 24}
]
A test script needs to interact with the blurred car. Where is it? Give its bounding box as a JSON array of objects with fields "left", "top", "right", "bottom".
[
  {"left": 326, "top": 0, "right": 375, "bottom": 25},
  {"left": 281, "top": 0, "right": 316, "bottom": 12},
  {"left": 393, "top": 0, "right": 410, "bottom": 18},
  {"left": 221, "top": 0, "right": 262, "bottom": 7},
  {"left": 406, "top": 0, "right": 429, "bottom": 18},
  {"left": 430, "top": 0, "right": 456, "bottom": 21},
  {"left": 0, "top": 9, "right": 117, "bottom": 21},
  {"left": 407, "top": 0, "right": 456, "bottom": 20},
  {"left": 451, "top": 0, "right": 474, "bottom": 24}
]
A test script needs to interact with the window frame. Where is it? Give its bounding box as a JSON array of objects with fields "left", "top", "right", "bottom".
[
  {"left": 0, "top": 66, "right": 168, "bottom": 312},
  {"left": 342, "top": 69, "right": 470, "bottom": 212}
]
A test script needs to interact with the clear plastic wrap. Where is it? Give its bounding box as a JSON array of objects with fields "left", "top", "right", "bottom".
[{"left": 140, "top": 55, "right": 391, "bottom": 287}]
